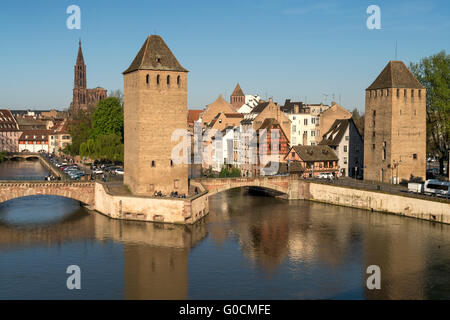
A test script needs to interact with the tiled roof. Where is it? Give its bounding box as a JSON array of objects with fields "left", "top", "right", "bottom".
[
  {"left": 290, "top": 145, "right": 338, "bottom": 162},
  {"left": 319, "top": 119, "right": 351, "bottom": 146},
  {"left": 19, "top": 130, "right": 51, "bottom": 141},
  {"left": 251, "top": 101, "right": 270, "bottom": 114},
  {"left": 0, "top": 109, "right": 19, "bottom": 132},
  {"left": 367, "top": 60, "right": 424, "bottom": 90},
  {"left": 123, "top": 35, "right": 188, "bottom": 74},
  {"left": 187, "top": 110, "right": 203, "bottom": 125},
  {"left": 231, "top": 83, "right": 245, "bottom": 97},
  {"left": 223, "top": 113, "right": 244, "bottom": 118}
]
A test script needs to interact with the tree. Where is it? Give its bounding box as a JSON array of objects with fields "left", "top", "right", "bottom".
[
  {"left": 93, "top": 134, "right": 124, "bottom": 162},
  {"left": 351, "top": 108, "right": 365, "bottom": 138},
  {"left": 90, "top": 97, "right": 124, "bottom": 141},
  {"left": 109, "top": 89, "right": 124, "bottom": 106},
  {"left": 410, "top": 51, "right": 450, "bottom": 174}
]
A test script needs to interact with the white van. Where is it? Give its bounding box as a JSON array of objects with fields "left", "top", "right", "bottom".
[{"left": 424, "top": 179, "right": 450, "bottom": 198}]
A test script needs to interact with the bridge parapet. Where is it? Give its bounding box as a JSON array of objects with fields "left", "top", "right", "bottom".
[{"left": 0, "top": 181, "right": 95, "bottom": 206}]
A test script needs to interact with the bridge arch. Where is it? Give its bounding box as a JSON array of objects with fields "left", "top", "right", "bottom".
[
  {"left": 192, "top": 177, "right": 291, "bottom": 197},
  {"left": 0, "top": 182, "right": 95, "bottom": 206}
]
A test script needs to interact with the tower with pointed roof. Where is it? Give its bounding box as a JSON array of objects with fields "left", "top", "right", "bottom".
[
  {"left": 230, "top": 83, "right": 245, "bottom": 110},
  {"left": 364, "top": 60, "right": 426, "bottom": 183},
  {"left": 70, "top": 40, "right": 107, "bottom": 114},
  {"left": 123, "top": 35, "right": 189, "bottom": 195}
]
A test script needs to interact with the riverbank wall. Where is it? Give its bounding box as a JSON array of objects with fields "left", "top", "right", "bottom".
[
  {"left": 93, "top": 182, "right": 209, "bottom": 224},
  {"left": 307, "top": 181, "right": 450, "bottom": 224}
]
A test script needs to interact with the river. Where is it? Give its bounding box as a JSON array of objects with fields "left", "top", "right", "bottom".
[{"left": 0, "top": 159, "right": 449, "bottom": 299}]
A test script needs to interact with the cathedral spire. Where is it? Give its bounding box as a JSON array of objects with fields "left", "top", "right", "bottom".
[{"left": 77, "top": 39, "right": 85, "bottom": 65}]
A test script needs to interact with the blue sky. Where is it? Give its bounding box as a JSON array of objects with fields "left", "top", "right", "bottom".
[{"left": 0, "top": 0, "right": 448, "bottom": 112}]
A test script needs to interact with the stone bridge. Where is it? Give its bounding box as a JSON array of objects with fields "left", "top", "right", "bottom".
[
  {"left": 4, "top": 152, "right": 42, "bottom": 160},
  {"left": 0, "top": 181, "right": 95, "bottom": 206},
  {"left": 192, "top": 176, "right": 310, "bottom": 200}
]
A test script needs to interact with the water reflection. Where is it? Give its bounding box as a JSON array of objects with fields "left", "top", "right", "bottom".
[
  {"left": 0, "top": 189, "right": 449, "bottom": 299},
  {"left": 0, "top": 159, "right": 49, "bottom": 180}
]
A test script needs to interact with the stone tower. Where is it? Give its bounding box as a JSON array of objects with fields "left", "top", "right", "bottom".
[
  {"left": 364, "top": 61, "right": 426, "bottom": 183},
  {"left": 123, "top": 35, "right": 189, "bottom": 196},
  {"left": 230, "top": 83, "right": 245, "bottom": 110}
]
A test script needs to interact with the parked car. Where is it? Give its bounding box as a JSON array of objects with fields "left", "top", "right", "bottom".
[
  {"left": 115, "top": 168, "right": 124, "bottom": 175},
  {"left": 93, "top": 169, "right": 103, "bottom": 174},
  {"left": 317, "top": 173, "right": 334, "bottom": 180},
  {"left": 408, "top": 182, "right": 423, "bottom": 194}
]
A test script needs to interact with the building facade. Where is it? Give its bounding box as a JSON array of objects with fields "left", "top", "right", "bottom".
[
  {"left": 18, "top": 130, "right": 50, "bottom": 153},
  {"left": 319, "top": 118, "right": 364, "bottom": 178},
  {"left": 284, "top": 145, "right": 339, "bottom": 178},
  {"left": 0, "top": 109, "right": 21, "bottom": 152},
  {"left": 123, "top": 35, "right": 189, "bottom": 196},
  {"left": 364, "top": 61, "right": 426, "bottom": 183},
  {"left": 70, "top": 40, "right": 107, "bottom": 113}
]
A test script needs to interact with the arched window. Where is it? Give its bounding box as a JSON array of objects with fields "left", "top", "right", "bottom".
[
  {"left": 167, "top": 75, "right": 170, "bottom": 86},
  {"left": 156, "top": 75, "right": 160, "bottom": 85},
  {"left": 151, "top": 160, "right": 155, "bottom": 167},
  {"left": 170, "top": 160, "right": 173, "bottom": 167},
  {"left": 146, "top": 74, "right": 149, "bottom": 84},
  {"left": 177, "top": 75, "right": 181, "bottom": 87}
]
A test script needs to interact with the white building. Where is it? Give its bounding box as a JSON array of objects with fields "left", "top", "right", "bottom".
[
  {"left": 319, "top": 118, "right": 364, "bottom": 178},
  {"left": 282, "top": 101, "right": 330, "bottom": 146},
  {"left": 237, "top": 95, "right": 261, "bottom": 114},
  {"left": 211, "top": 126, "right": 240, "bottom": 172},
  {"left": 18, "top": 131, "right": 50, "bottom": 153}
]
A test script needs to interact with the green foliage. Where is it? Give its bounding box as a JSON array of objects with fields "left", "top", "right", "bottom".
[
  {"left": 0, "top": 151, "right": 6, "bottom": 163},
  {"left": 90, "top": 97, "right": 123, "bottom": 141},
  {"left": 92, "top": 134, "right": 124, "bottom": 162},
  {"left": 410, "top": 51, "right": 450, "bottom": 173},
  {"left": 218, "top": 166, "right": 242, "bottom": 178}
]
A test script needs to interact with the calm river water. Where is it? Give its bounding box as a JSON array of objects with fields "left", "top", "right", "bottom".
[{"left": 0, "top": 159, "right": 449, "bottom": 299}]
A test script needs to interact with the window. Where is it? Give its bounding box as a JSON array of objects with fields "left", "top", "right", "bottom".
[
  {"left": 397, "top": 89, "right": 400, "bottom": 97},
  {"left": 411, "top": 89, "right": 414, "bottom": 97},
  {"left": 382, "top": 148, "right": 386, "bottom": 160},
  {"left": 345, "top": 136, "right": 349, "bottom": 141},
  {"left": 304, "top": 119, "right": 308, "bottom": 125},
  {"left": 372, "top": 144, "right": 375, "bottom": 150},
  {"left": 311, "top": 130, "right": 315, "bottom": 137},
  {"left": 292, "top": 125, "right": 296, "bottom": 131},
  {"left": 344, "top": 146, "right": 347, "bottom": 152},
  {"left": 372, "top": 131, "right": 376, "bottom": 137},
  {"left": 167, "top": 75, "right": 170, "bottom": 85},
  {"left": 404, "top": 89, "right": 407, "bottom": 97},
  {"left": 151, "top": 160, "right": 155, "bottom": 167},
  {"left": 156, "top": 75, "right": 160, "bottom": 85},
  {"left": 373, "top": 110, "right": 376, "bottom": 116},
  {"left": 174, "top": 179, "right": 179, "bottom": 189},
  {"left": 344, "top": 157, "right": 347, "bottom": 164},
  {"left": 291, "top": 152, "right": 295, "bottom": 157},
  {"left": 170, "top": 160, "right": 173, "bottom": 167},
  {"left": 413, "top": 153, "right": 417, "bottom": 159},
  {"left": 418, "top": 90, "right": 421, "bottom": 98},
  {"left": 311, "top": 117, "right": 315, "bottom": 124},
  {"left": 177, "top": 75, "right": 181, "bottom": 87},
  {"left": 146, "top": 74, "right": 149, "bottom": 84}
]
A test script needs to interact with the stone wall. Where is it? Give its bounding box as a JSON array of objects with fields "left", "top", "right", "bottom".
[
  {"left": 0, "top": 182, "right": 95, "bottom": 205},
  {"left": 94, "top": 183, "right": 209, "bottom": 224},
  {"left": 308, "top": 182, "right": 450, "bottom": 224}
]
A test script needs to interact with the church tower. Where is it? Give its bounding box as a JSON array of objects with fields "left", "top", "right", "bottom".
[
  {"left": 72, "top": 40, "right": 87, "bottom": 111},
  {"left": 230, "top": 83, "right": 245, "bottom": 110},
  {"left": 364, "top": 61, "right": 426, "bottom": 183},
  {"left": 123, "top": 35, "right": 189, "bottom": 196}
]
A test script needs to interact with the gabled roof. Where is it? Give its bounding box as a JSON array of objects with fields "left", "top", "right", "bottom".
[
  {"left": 251, "top": 101, "right": 270, "bottom": 114},
  {"left": 367, "top": 61, "right": 424, "bottom": 90},
  {"left": 289, "top": 145, "right": 338, "bottom": 162},
  {"left": 123, "top": 35, "right": 188, "bottom": 74},
  {"left": 319, "top": 119, "right": 351, "bottom": 146},
  {"left": 231, "top": 83, "right": 245, "bottom": 97}
]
